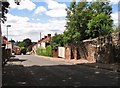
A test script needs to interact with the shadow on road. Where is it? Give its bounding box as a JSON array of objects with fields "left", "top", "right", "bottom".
[
  {"left": 2, "top": 62, "right": 119, "bottom": 87},
  {"left": 8, "top": 57, "right": 27, "bottom": 62}
]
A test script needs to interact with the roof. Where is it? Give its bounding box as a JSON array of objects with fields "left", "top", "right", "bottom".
[
  {"left": 38, "top": 34, "right": 52, "bottom": 43},
  {"left": 2, "top": 36, "right": 7, "bottom": 40},
  {"left": 2, "top": 36, "right": 12, "bottom": 44},
  {"left": 42, "top": 37, "right": 51, "bottom": 42}
]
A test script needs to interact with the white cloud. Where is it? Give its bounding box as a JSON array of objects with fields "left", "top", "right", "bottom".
[
  {"left": 46, "top": 8, "right": 67, "bottom": 17},
  {"left": 1, "top": 14, "right": 66, "bottom": 42},
  {"left": 44, "top": 0, "right": 67, "bottom": 17},
  {"left": 35, "top": 6, "right": 47, "bottom": 14},
  {"left": 109, "top": 0, "right": 119, "bottom": 4},
  {"left": 36, "top": 18, "right": 40, "bottom": 21},
  {"left": 9, "top": 0, "right": 36, "bottom": 11},
  {"left": 46, "top": 0, "right": 67, "bottom": 9},
  {"left": 86, "top": 0, "right": 119, "bottom": 4},
  {"left": 111, "top": 12, "right": 118, "bottom": 24},
  {"left": 5, "top": 14, "right": 30, "bottom": 23}
]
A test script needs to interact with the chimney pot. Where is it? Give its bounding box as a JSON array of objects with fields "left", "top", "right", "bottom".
[
  {"left": 45, "top": 36, "right": 47, "bottom": 38},
  {"left": 48, "top": 34, "right": 51, "bottom": 37}
]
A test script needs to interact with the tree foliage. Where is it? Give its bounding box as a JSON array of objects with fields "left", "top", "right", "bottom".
[
  {"left": 1, "top": 1, "right": 20, "bottom": 23},
  {"left": 23, "top": 38, "right": 32, "bottom": 48},
  {"left": 51, "top": 0, "right": 113, "bottom": 48},
  {"left": 50, "top": 33, "right": 64, "bottom": 50},
  {"left": 64, "top": 0, "right": 113, "bottom": 44},
  {"left": 86, "top": 2, "right": 113, "bottom": 38},
  {"left": 87, "top": 12, "right": 113, "bottom": 38},
  {"left": 1, "top": 1, "right": 10, "bottom": 23},
  {"left": 9, "top": 39, "right": 15, "bottom": 44},
  {"left": 64, "top": 1, "right": 91, "bottom": 43},
  {"left": 17, "top": 38, "right": 33, "bottom": 52}
]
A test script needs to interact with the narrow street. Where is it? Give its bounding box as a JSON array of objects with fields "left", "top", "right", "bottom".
[{"left": 3, "top": 55, "right": 119, "bottom": 86}]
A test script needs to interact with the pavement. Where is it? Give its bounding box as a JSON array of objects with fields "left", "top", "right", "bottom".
[{"left": 35, "top": 55, "right": 120, "bottom": 72}]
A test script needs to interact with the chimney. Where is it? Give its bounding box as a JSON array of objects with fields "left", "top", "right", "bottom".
[
  {"left": 48, "top": 34, "right": 51, "bottom": 37},
  {"left": 44, "top": 36, "right": 47, "bottom": 38}
]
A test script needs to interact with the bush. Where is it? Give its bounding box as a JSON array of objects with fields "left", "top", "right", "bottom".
[
  {"left": 21, "top": 48, "right": 26, "bottom": 55},
  {"left": 46, "top": 45, "right": 52, "bottom": 57},
  {"left": 36, "top": 46, "right": 52, "bottom": 57},
  {"left": 36, "top": 47, "right": 46, "bottom": 56}
]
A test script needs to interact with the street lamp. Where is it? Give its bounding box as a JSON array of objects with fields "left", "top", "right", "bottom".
[{"left": 6, "top": 25, "right": 11, "bottom": 48}]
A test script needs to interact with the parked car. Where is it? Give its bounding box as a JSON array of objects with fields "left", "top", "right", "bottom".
[
  {"left": 26, "top": 52, "right": 30, "bottom": 55},
  {"left": 13, "top": 46, "right": 21, "bottom": 55}
]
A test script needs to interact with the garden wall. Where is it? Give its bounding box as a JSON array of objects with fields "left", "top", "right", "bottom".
[{"left": 65, "top": 31, "right": 120, "bottom": 63}]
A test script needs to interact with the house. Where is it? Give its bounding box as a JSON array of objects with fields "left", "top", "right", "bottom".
[
  {"left": 32, "top": 43, "right": 38, "bottom": 54},
  {"left": 13, "top": 45, "right": 21, "bottom": 55},
  {"left": 1, "top": 36, "right": 12, "bottom": 50},
  {"left": 1, "top": 36, "right": 13, "bottom": 64},
  {"left": 38, "top": 34, "right": 51, "bottom": 48},
  {"left": 32, "top": 34, "right": 51, "bottom": 54},
  {"left": 1, "top": 36, "right": 7, "bottom": 45}
]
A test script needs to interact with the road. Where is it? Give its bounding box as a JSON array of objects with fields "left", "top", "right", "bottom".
[{"left": 3, "top": 55, "right": 119, "bottom": 86}]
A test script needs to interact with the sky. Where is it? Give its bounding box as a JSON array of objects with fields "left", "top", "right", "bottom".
[{"left": 1, "top": 0, "right": 119, "bottom": 42}]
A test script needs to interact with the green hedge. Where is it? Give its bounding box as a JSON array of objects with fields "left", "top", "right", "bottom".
[
  {"left": 46, "top": 45, "right": 52, "bottom": 57},
  {"left": 36, "top": 47, "right": 46, "bottom": 56},
  {"left": 36, "top": 45, "right": 52, "bottom": 57}
]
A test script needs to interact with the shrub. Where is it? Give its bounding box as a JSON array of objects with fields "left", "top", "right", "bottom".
[
  {"left": 36, "top": 46, "right": 52, "bottom": 57},
  {"left": 46, "top": 45, "right": 52, "bottom": 57},
  {"left": 36, "top": 47, "right": 46, "bottom": 56},
  {"left": 21, "top": 48, "right": 26, "bottom": 55}
]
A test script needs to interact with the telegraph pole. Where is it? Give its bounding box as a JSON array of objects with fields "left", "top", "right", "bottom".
[
  {"left": 40, "top": 32, "right": 41, "bottom": 40},
  {"left": 40, "top": 32, "right": 41, "bottom": 47}
]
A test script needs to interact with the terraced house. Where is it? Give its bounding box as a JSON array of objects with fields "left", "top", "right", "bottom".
[{"left": 32, "top": 34, "right": 51, "bottom": 54}]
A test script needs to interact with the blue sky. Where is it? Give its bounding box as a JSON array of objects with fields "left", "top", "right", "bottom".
[{"left": 1, "top": 0, "right": 119, "bottom": 42}]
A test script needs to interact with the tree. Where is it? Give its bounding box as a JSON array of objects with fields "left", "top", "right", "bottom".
[
  {"left": 1, "top": 1, "right": 10, "bottom": 23},
  {"left": 17, "top": 38, "right": 33, "bottom": 53},
  {"left": 86, "top": 2, "right": 113, "bottom": 38},
  {"left": 1, "top": 0, "right": 20, "bottom": 23},
  {"left": 64, "top": 1, "right": 89, "bottom": 44},
  {"left": 9, "top": 39, "right": 15, "bottom": 43},
  {"left": 75, "top": 1, "right": 91, "bottom": 40},
  {"left": 17, "top": 41, "right": 26, "bottom": 48},
  {"left": 87, "top": 12, "right": 113, "bottom": 38},
  {"left": 64, "top": 0, "right": 77, "bottom": 43},
  {"left": 64, "top": 0, "right": 113, "bottom": 44},
  {"left": 23, "top": 38, "right": 32, "bottom": 48},
  {"left": 50, "top": 33, "right": 64, "bottom": 50}
]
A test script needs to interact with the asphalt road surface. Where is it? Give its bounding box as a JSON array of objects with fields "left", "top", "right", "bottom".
[{"left": 3, "top": 55, "right": 119, "bottom": 86}]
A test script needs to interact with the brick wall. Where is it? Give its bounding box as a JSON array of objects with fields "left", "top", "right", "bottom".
[
  {"left": 52, "top": 50, "right": 58, "bottom": 57},
  {"left": 65, "top": 31, "right": 120, "bottom": 64},
  {"left": 65, "top": 47, "right": 71, "bottom": 60}
]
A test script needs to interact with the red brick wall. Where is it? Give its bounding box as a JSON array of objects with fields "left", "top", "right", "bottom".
[
  {"left": 65, "top": 31, "right": 120, "bottom": 63},
  {"left": 65, "top": 47, "right": 71, "bottom": 60},
  {"left": 52, "top": 50, "right": 58, "bottom": 57}
]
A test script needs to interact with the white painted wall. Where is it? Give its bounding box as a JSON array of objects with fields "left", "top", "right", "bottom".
[
  {"left": 37, "top": 43, "right": 40, "bottom": 48},
  {"left": 41, "top": 42, "right": 45, "bottom": 48},
  {"left": 6, "top": 43, "right": 12, "bottom": 49},
  {"left": 58, "top": 47, "right": 65, "bottom": 58}
]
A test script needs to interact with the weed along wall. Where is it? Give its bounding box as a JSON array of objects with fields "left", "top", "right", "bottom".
[{"left": 65, "top": 31, "right": 120, "bottom": 64}]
